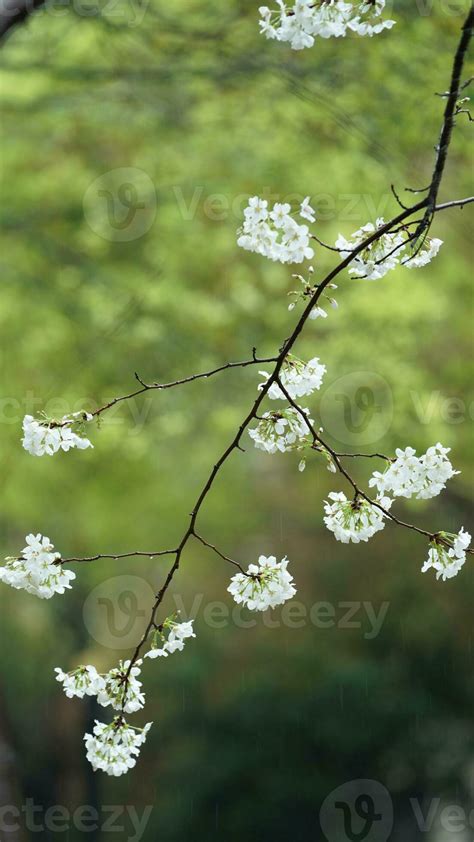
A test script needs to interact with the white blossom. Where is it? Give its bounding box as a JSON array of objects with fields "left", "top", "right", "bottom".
[
  {"left": 258, "top": 1, "right": 395, "bottom": 52},
  {"left": 0, "top": 533, "right": 75, "bottom": 599},
  {"left": 404, "top": 237, "right": 443, "bottom": 268},
  {"left": 55, "top": 660, "right": 145, "bottom": 713},
  {"left": 369, "top": 443, "right": 458, "bottom": 500},
  {"left": 145, "top": 619, "right": 196, "bottom": 660},
  {"left": 248, "top": 407, "right": 313, "bottom": 453},
  {"left": 300, "top": 196, "right": 316, "bottom": 223},
  {"left": 335, "top": 218, "right": 406, "bottom": 280},
  {"left": 323, "top": 492, "right": 391, "bottom": 543},
  {"left": 237, "top": 196, "right": 314, "bottom": 264},
  {"left": 97, "top": 660, "right": 145, "bottom": 714},
  {"left": 55, "top": 665, "right": 105, "bottom": 699},
  {"left": 22, "top": 411, "right": 93, "bottom": 457},
  {"left": 422, "top": 528, "right": 471, "bottom": 582},
  {"left": 335, "top": 221, "right": 442, "bottom": 280},
  {"left": 84, "top": 718, "right": 152, "bottom": 777},
  {"left": 309, "top": 305, "right": 328, "bottom": 320},
  {"left": 258, "top": 356, "right": 326, "bottom": 400},
  {"left": 228, "top": 555, "right": 296, "bottom": 611}
]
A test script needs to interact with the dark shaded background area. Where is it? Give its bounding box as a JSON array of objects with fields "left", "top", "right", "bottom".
[{"left": 0, "top": 1, "right": 473, "bottom": 839}]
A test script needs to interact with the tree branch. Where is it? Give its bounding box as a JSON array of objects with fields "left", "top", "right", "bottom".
[
  {"left": 89, "top": 353, "right": 279, "bottom": 420},
  {"left": 411, "top": 5, "right": 473, "bottom": 243}
]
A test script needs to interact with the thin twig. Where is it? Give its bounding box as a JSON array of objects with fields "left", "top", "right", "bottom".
[
  {"left": 411, "top": 6, "right": 473, "bottom": 243},
  {"left": 391, "top": 184, "right": 409, "bottom": 210},
  {"left": 91, "top": 353, "right": 279, "bottom": 420},
  {"left": 61, "top": 548, "right": 177, "bottom": 565},
  {"left": 193, "top": 533, "right": 247, "bottom": 574}
]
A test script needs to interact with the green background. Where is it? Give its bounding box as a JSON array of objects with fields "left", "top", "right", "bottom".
[{"left": 0, "top": 1, "right": 473, "bottom": 839}]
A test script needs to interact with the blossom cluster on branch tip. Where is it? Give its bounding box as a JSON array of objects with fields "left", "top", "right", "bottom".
[
  {"left": 422, "top": 529, "right": 471, "bottom": 582},
  {"left": 237, "top": 196, "right": 315, "bottom": 264},
  {"left": 323, "top": 492, "right": 391, "bottom": 543},
  {"left": 228, "top": 555, "right": 296, "bottom": 610},
  {"left": 335, "top": 220, "right": 443, "bottom": 280},
  {"left": 0, "top": 534, "right": 74, "bottom": 599},
  {"left": 369, "top": 443, "right": 458, "bottom": 500},
  {"left": 403, "top": 237, "right": 444, "bottom": 268},
  {"left": 249, "top": 407, "right": 313, "bottom": 453},
  {"left": 259, "top": 355, "right": 326, "bottom": 399},
  {"left": 22, "top": 411, "right": 93, "bottom": 456},
  {"left": 56, "top": 659, "right": 145, "bottom": 714},
  {"left": 54, "top": 665, "right": 104, "bottom": 698},
  {"left": 145, "top": 620, "right": 196, "bottom": 659},
  {"left": 84, "top": 719, "right": 153, "bottom": 777},
  {"left": 237, "top": 201, "right": 443, "bottom": 281},
  {"left": 55, "top": 621, "right": 195, "bottom": 775},
  {"left": 259, "top": 1, "right": 395, "bottom": 51}
]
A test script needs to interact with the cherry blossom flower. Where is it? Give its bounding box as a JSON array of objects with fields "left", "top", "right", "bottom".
[
  {"left": 237, "top": 196, "right": 315, "bottom": 264},
  {"left": 55, "top": 660, "right": 145, "bottom": 713},
  {"left": 145, "top": 620, "right": 196, "bottom": 660},
  {"left": 97, "top": 660, "right": 145, "bottom": 714},
  {"left": 335, "top": 221, "right": 443, "bottom": 280},
  {"left": 259, "top": 1, "right": 395, "bottom": 52},
  {"left": 249, "top": 407, "right": 313, "bottom": 453},
  {"left": 300, "top": 196, "right": 316, "bottom": 223},
  {"left": 323, "top": 492, "right": 391, "bottom": 543},
  {"left": 0, "top": 533, "right": 75, "bottom": 599},
  {"left": 84, "top": 718, "right": 152, "bottom": 777},
  {"left": 258, "top": 356, "right": 326, "bottom": 400},
  {"left": 404, "top": 238, "right": 443, "bottom": 268},
  {"left": 55, "top": 665, "right": 105, "bottom": 699},
  {"left": 369, "top": 443, "right": 458, "bottom": 500},
  {"left": 422, "top": 528, "right": 471, "bottom": 581},
  {"left": 228, "top": 555, "right": 296, "bottom": 610},
  {"left": 22, "top": 411, "right": 93, "bottom": 456}
]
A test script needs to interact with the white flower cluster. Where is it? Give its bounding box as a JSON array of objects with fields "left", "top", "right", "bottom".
[
  {"left": 335, "top": 220, "right": 443, "bottom": 280},
  {"left": 98, "top": 661, "right": 145, "bottom": 714},
  {"left": 0, "top": 533, "right": 75, "bottom": 599},
  {"left": 369, "top": 443, "right": 458, "bottom": 500},
  {"left": 228, "top": 555, "right": 296, "bottom": 611},
  {"left": 55, "top": 622, "right": 195, "bottom": 775},
  {"left": 259, "top": 1, "right": 395, "bottom": 51},
  {"left": 404, "top": 237, "right": 443, "bottom": 268},
  {"left": 324, "top": 492, "right": 390, "bottom": 543},
  {"left": 145, "top": 620, "right": 196, "bottom": 659},
  {"left": 54, "top": 665, "right": 104, "bottom": 699},
  {"left": 259, "top": 356, "right": 326, "bottom": 400},
  {"left": 55, "top": 660, "right": 145, "bottom": 714},
  {"left": 237, "top": 196, "right": 315, "bottom": 264},
  {"left": 249, "top": 407, "right": 313, "bottom": 453},
  {"left": 422, "top": 529, "right": 471, "bottom": 582},
  {"left": 22, "top": 412, "right": 93, "bottom": 457},
  {"left": 84, "top": 719, "right": 152, "bottom": 777}
]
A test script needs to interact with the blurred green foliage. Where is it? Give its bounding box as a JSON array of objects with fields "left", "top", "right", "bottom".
[{"left": 0, "top": 1, "right": 473, "bottom": 839}]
